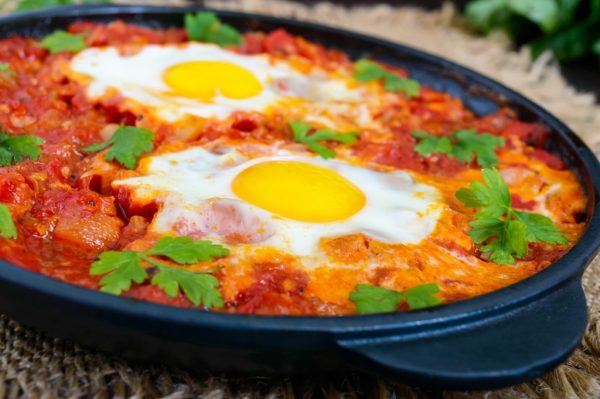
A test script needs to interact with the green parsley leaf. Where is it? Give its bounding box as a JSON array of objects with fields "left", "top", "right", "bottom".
[
  {"left": 184, "top": 12, "right": 243, "bottom": 46},
  {"left": 403, "top": 283, "right": 442, "bottom": 310},
  {"left": 82, "top": 126, "right": 154, "bottom": 169},
  {"left": 0, "top": 63, "right": 15, "bottom": 77},
  {"left": 147, "top": 236, "right": 230, "bottom": 264},
  {"left": 514, "top": 211, "right": 569, "bottom": 244},
  {"left": 0, "top": 131, "right": 45, "bottom": 166},
  {"left": 349, "top": 283, "right": 442, "bottom": 314},
  {"left": 90, "top": 251, "right": 147, "bottom": 295},
  {"left": 350, "top": 284, "right": 404, "bottom": 314},
  {"left": 412, "top": 129, "right": 505, "bottom": 168},
  {"left": 289, "top": 121, "right": 359, "bottom": 159},
  {"left": 89, "top": 237, "right": 229, "bottom": 307},
  {"left": 14, "top": 0, "right": 112, "bottom": 11},
  {"left": 412, "top": 131, "right": 453, "bottom": 156},
  {"left": 0, "top": 204, "right": 17, "bottom": 239},
  {"left": 352, "top": 59, "right": 421, "bottom": 97},
  {"left": 151, "top": 267, "right": 224, "bottom": 307},
  {"left": 353, "top": 59, "right": 386, "bottom": 81},
  {"left": 455, "top": 168, "right": 568, "bottom": 264},
  {"left": 39, "top": 30, "right": 86, "bottom": 54}
]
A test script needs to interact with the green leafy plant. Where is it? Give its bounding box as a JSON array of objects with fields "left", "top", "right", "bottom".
[
  {"left": 289, "top": 121, "right": 359, "bottom": 159},
  {"left": 14, "top": 0, "right": 109, "bottom": 12},
  {"left": 412, "top": 129, "right": 505, "bottom": 168},
  {"left": 0, "top": 130, "right": 44, "bottom": 166},
  {"left": 353, "top": 59, "right": 421, "bottom": 97},
  {"left": 466, "top": 0, "right": 600, "bottom": 63},
  {"left": 349, "top": 283, "right": 441, "bottom": 314},
  {"left": 82, "top": 126, "right": 154, "bottom": 169},
  {"left": 0, "top": 204, "right": 17, "bottom": 239},
  {"left": 90, "top": 236, "right": 229, "bottom": 308},
  {"left": 39, "top": 30, "right": 86, "bottom": 54},
  {"left": 455, "top": 168, "right": 568, "bottom": 264},
  {"left": 184, "top": 12, "right": 243, "bottom": 46}
]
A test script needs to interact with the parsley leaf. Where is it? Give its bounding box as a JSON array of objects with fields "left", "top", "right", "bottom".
[
  {"left": 90, "top": 251, "right": 147, "bottom": 295},
  {"left": 89, "top": 237, "right": 229, "bottom": 308},
  {"left": 403, "top": 283, "right": 442, "bottom": 310},
  {"left": 0, "top": 204, "right": 17, "bottom": 239},
  {"left": 184, "top": 12, "right": 243, "bottom": 46},
  {"left": 349, "top": 283, "right": 441, "bottom": 314},
  {"left": 15, "top": 0, "right": 109, "bottom": 11},
  {"left": 147, "top": 236, "right": 230, "bottom": 264},
  {"left": 82, "top": 126, "right": 154, "bottom": 169},
  {"left": 353, "top": 59, "right": 421, "bottom": 97},
  {"left": 455, "top": 168, "right": 568, "bottom": 264},
  {"left": 39, "top": 30, "right": 86, "bottom": 54},
  {"left": 289, "top": 121, "right": 359, "bottom": 159},
  {"left": 152, "top": 267, "right": 224, "bottom": 307},
  {"left": 412, "top": 129, "right": 505, "bottom": 168},
  {"left": 0, "top": 63, "right": 15, "bottom": 77},
  {"left": 0, "top": 131, "right": 45, "bottom": 166}
]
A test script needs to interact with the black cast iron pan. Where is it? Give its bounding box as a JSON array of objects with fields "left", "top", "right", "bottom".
[{"left": 0, "top": 5, "right": 599, "bottom": 391}]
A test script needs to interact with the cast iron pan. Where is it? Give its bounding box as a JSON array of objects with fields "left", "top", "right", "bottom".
[{"left": 0, "top": 4, "right": 599, "bottom": 391}]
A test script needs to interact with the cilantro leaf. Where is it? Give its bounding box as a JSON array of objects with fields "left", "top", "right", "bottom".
[
  {"left": 39, "top": 31, "right": 86, "bottom": 54},
  {"left": 90, "top": 251, "right": 147, "bottom": 295},
  {"left": 0, "top": 131, "right": 44, "bottom": 166},
  {"left": 184, "top": 12, "right": 242, "bottom": 46},
  {"left": 350, "top": 283, "right": 442, "bottom": 314},
  {"left": 0, "top": 204, "right": 17, "bottom": 239},
  {"left": 89, "top": 237, "right": 229, "bottom": 308},
  {"left": 15, "top": 0, "right": 109, "bottom": 11},
  {"left": 452, "top": 129, "right": 505, "bottom": 168},
  {"left": 353, "top": 59, "right": 386, "bottom": 81},
  {"left": 455, "top": 168, "right": 568, "bottom": 264},
  {"left": 0, "top": 63, "right": 15, "bottom": 77},
  {"left": 403, "top": 283, "right": 442, "bottom": 310},
  {"left": 514, "top": 211, "right": 569, "bottom": 244},
  {"left": 352, "top": 59, "right": 421, "bottom": 97},
  {"left": 152, "top": 267, "right": 224, "bottom": 308},
  {"left": 350, "top": 284, "right": 404, "bottom": 314},
  {"left": 412, "top": 131, "right": 453, "bottom": 156},
  {"left": 412, "top": 129, "right": 505, "bottom": 168},
  {"left": 289, "top": 121, "right": 359, "bottom": 159},
  {"left": 82, "top": 126, "right": 154, "bottom": 169},
  {"left": 148, "top": 236, "right": 230, "bottom": 264}
]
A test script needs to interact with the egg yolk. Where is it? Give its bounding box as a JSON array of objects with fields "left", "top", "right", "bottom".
[
  {"left": 163, "top": 61, "right": 262, "bottom": 100},
  {"left": 232, "top": 161, "right": 366, "bottom": 222}
]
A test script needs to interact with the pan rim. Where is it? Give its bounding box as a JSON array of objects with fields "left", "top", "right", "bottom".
[{"left": 0, "top": 3, "right": 599, "bottom": 335}]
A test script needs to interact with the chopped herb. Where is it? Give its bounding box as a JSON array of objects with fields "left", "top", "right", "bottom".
[
  {"left": 353, "top": 59, "right": 421, "bottom": 97},
  {"left": 90, "top": 236, "right": 229, "bottom": 307},
  {"left": 39, "top": 30, "right": 86, "bottom": 54},
  {"left": 0, "top": 63, "right": 15, "bottom": 77},
  {"left": 455, "top": 168, "right": 568, "bottom": 264},
  {"left": 349, "top": 283, "right": 441, "bottom": 314},
  {"left": 412, "top": 129, "right": 505, "bottom": 168},
  {"left": 289, "top": 121, "right": 359, "bottom": 159},
  {"left": 15, "top": 0, "right": 109, "bottom": 11},
  {"left": 184, "top": 12, "right": 243, "bottom": 46},
  {"left": 82, "top": 126, "right": 154, "bottom": 169},
  {"left": 0, "top": 204, "right": 17, "bottom": 239},
  {"left": 0, "top": 131, "right": 44, "bottom": 166}
]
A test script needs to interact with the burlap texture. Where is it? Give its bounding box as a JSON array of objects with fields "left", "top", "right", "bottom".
[{"left": 0, "top": 1, "right": 599, "bottom": 397}]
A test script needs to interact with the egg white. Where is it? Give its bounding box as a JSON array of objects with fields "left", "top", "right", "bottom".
[
  {"left": 113, "top": 146, "right": 443, "bottom": 266},
  {"left": 69, "top": 43, "right": 361, "bottom": 123}
]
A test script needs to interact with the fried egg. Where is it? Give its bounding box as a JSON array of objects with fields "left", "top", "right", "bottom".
[
  {"left": 69, "top": 43, "right": 362, "bottom": 126},
  {"left": 113, "top": 146, "right": 443, "bottom": 267}
]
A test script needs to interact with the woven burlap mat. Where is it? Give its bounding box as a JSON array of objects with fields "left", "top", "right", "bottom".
[{"left": 0, "top": 1, "right": 599, "bottom": 398}]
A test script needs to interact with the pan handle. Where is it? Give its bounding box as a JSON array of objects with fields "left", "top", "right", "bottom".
[{"left": 337, "top": 278, "right": 587, "bottom": 390}]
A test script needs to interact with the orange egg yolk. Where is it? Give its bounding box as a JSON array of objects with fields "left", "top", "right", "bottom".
[
  {"left": 163, "top": 61, "right": 262, "bottom": 100},
  {"left": 231, "top": 161, "right": 366, "bottom": 222}
]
